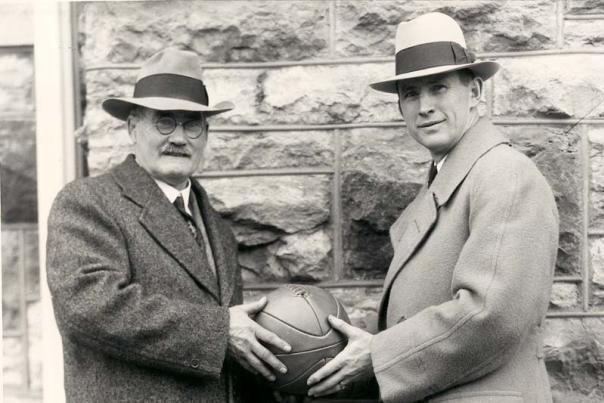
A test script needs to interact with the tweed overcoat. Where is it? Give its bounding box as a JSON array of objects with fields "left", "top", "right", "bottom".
[
  {"left": 371, "top": 118, "right": 559, "bottom": 403},
  {"left": 47, "top": 155, "right": 252, "bottom": 402}
]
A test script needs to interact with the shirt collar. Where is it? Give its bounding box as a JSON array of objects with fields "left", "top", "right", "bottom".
[
  {"left": 435, "top": 155, "right": 447, "bottom": 172},
  {"left": 154, "top": 179, "right": 192, "bottom": 215}
]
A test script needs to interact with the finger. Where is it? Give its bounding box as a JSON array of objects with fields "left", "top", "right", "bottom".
[
  {"left": 328, "top": 315, "right": 356, "bottom": 337},
  {"left": 255, "top": 325, "right": 292, "bottom": 352},
  {"left": 241, "top": 296, "right": 267, "bottom": 315},
  {"left": 307, "top": 372, "right": 346, "bottom": 397},
  {"left": 251, "top": 341, "right": 288, "bottom": 374},
  {"left": 245, "top": 351, "right": 276, "bottom": 382},
  {"left": 307, "top": 356, "right": 344, "bottom": 385}
]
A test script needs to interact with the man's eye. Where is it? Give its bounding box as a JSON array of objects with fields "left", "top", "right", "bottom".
[
  {"left": 403, "top": 91, "right": 418, "bottom": 99},
  {"left": 432, "top": 84, "right": 447, "bottom": 92}
]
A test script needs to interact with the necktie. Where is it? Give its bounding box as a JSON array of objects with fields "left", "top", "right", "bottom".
[
  {"left": 428, "top": 162, "right": 438, "bottom": 186},
  {"left": 174, "top": 195, "right": 201, "bottom": 245}
]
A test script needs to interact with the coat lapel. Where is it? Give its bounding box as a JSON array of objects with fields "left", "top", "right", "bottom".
[
  {"left": 378, "top": 118, "right": 510, "bottom": 327},
  {"left": 111, "top": 156, "right": 220, "bottom": 302},
  {"left": 379, "top": 188, "right": 438, "bottom": 322},
  {"left": 192, "top": 180, "right": 236, "bottom": 306}
]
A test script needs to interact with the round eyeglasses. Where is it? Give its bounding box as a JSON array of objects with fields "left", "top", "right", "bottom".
[{"left": 155, "top": 116, "right": 206, "bottom": 139}]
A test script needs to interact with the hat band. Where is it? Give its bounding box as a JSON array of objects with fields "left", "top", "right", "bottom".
[
  {"left": 395, "top": 41, "right": 475, "bottom": 75},
  {"left": 133, "top": 74, "right": 209, "bottom": 105}
]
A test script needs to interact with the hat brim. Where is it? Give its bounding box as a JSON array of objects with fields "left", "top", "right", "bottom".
[
  {"left": 102, "top": 97, "right": 234, "bottom": 121},
  {"left": 370, "top": 61, "right": 501, "bottom": 94}
]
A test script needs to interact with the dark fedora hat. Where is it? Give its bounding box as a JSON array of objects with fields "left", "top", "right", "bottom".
[
  {"left": 102, "top": 47, "right": 234, "bottom": 120},
  {"left": 370, "top": 12, "right": 500, "bottom": 93}
]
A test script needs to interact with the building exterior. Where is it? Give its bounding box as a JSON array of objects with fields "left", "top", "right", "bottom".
[{"left": 2, "top": 1, "right": 604, "bottom": 402}]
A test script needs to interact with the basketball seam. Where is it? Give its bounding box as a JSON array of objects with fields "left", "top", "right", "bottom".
[
  {"left": 258, "top": 311, "right": 331, "bottom": 337},
  {"left": 274, "top": 340, "right": 347, "bottom": 356},
  {"left": 305, "top": 296, "right": 325, "bottom": 335}
]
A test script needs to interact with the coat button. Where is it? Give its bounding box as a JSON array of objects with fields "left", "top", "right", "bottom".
[{"left": 190, "top": 358, "right": 200, "bottom": 368}]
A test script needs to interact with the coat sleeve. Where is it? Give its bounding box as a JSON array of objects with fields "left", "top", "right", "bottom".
[
  {"left": 370, "top": 153, "right": 559, "bottom": 402},
  {"left": 46, "top": 180, "right": 230, "bottom": 379}
]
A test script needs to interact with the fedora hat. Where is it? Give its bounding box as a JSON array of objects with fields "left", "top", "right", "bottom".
[
  {"left": 370, "top": 12, "right": 500, "bottom": 93},
  {"left": 102, "top": 47, "right": 234, "bottom": 120}
]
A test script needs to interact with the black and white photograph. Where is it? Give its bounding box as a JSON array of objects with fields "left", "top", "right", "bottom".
[{"left": 1, "top": 1, "right": 604, "bottom": 402}]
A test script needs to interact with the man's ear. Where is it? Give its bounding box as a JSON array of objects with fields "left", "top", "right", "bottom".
[
  {"left": 396, "top": 82, "right": 405, "bottom": 119},
  {"left": 127, "top": 113, "right": 137, "bottom": 140},
  {"left": 469, "top": 76, "right": 484, "bottom": 108}
]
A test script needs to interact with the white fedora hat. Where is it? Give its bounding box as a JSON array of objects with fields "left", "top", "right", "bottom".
[
  {"left": 370, "top": 12, "right": 500, "bottom": 94},
  {"left": 102, "top": 47, "right": 234, "bottom": 120}
]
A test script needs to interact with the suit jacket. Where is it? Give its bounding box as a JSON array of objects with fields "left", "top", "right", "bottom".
[
  {"left": 47, "top": 155, "right": 250, "bottom": 402},
  {"left": 371, "top": 118, "right": 559, "bottom": 403}
]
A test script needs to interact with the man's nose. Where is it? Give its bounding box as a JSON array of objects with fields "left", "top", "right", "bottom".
[
  {"left": 167, "top": 124, "right": 188, "bottom": 144},
  {"left": 418, "top": 92, "right": 435, "bottom": 117}
]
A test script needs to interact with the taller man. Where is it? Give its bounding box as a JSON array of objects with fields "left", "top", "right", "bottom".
[
  {"left": 47, "top": 48, "right": 290, "bottom": 402},
  {"left": 307, "top": 12, "right": 559, "bottom": 403}
]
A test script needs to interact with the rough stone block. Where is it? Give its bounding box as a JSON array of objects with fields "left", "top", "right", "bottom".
[
  {"left": 565, "top": 19, "right": 604, "bottom": 48},
  {"left": 335, "top": 0, "right": 556, "bottom": 57},
  {"left": 202, "top": 175, "right": 331, "bottom": 242},
  {"left": 544, "top": 318, "right": 604, "bottom": 401},
  {"left": 329, "top": 287, "right": 382, "bottom": 332},
  {"left": 550, "top": 283, "right": 581, "bottom": 310},
  {"left": 493, "top": 55, "right": 604, "bottom": 119},
  {"left": 341, "top": 127, "right": 429, "bottom": 279},
  {"left": 0, "top": 53, "right": 34, "bottom": 113},
  {"left": 501, "top": 125, "right": 583, "bottom": 275},
  {"left": 79, "top": 1, "right": 329, "bottom": 66},
  {"left": 567, "top": 0, "right": 604, "bottom": 14},
  {"left": 239, "top": 228, "right": 333, "bottom": 283},
  {"left": 260, "top": 63, "right": 399, "bottom": 125},
  {"left": 86, "top": 122, "right": 132, "bottom": 150},
  {"left": 203, "top": 68, "right": 266, "bottom": 125},
  {"left": 203, "top": 130, "right": 334, "bottom": 171},
  {"left": 589, "top": 127, "right": 604, "bottom": 232},
  {"left": 87, "top": 145, "right": 133, "bottom": 177}
]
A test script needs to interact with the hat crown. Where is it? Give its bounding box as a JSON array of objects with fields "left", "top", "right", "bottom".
[
  {"left": 137, "top": 47, "right": 203, "bottom": 81},
  {"left": 395, "top": 12, "right": 466, "bottom": 53}
]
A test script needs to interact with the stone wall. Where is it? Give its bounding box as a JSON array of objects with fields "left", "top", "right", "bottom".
[{"left": 78, "top": 1, "right": 604, "bottom": 401}]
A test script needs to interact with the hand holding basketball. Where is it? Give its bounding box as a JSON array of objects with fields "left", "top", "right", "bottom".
[
  {"left": 228, "top": 297, "right": 292, "bottom": 381},
  {"left": 306, "top": 315, "right": 374, "bottom": 397}
]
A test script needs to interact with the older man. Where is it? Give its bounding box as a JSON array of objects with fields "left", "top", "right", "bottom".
[
  {"left": 46, "top": 48, "right": 290, "bottom": 402},
  {"left": 307, "top": 13, "right": 559, "bottom": 403}
]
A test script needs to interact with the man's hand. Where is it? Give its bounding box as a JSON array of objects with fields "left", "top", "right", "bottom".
[
  {"left": 228, "top": 297, "right": 291, "bottom": 381},
  {"left": 306, "top": 315, "right": 374, "bottom": 397}
]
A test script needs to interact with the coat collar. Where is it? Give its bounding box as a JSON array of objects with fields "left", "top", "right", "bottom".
[
  {"left": 429, "top": 117, "right": 509, "bottom": 206},
  {"left": 111, "top": 155, "right": 222, "bottom": 302}
]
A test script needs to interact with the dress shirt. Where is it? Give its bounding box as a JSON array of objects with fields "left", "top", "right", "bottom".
[{"left": 154, "top": 179, "right": 193, "bottom": 216}]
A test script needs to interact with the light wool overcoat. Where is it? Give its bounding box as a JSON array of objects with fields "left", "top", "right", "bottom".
[
  {"left": 47, "top": 155, "right": 253, "bottom": 402},
  {"left": 371, "top": 118, "right": 559, "bottom": 403}
]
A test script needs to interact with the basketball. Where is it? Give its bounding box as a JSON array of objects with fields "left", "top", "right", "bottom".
[{"left": 255, "top": 284, "right": 350, "bottom": 394}]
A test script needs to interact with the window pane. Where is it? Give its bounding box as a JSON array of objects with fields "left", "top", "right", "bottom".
[
  {"left": 24, "top": 228, "right": 40, "bottom": 299},
  {"left": 2, "top": 229, "right": 21, "bottom": 332}
]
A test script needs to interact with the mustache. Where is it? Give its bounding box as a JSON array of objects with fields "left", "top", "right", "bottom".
[{"left": 161, "top": 145, "right": 191, "bottom": 157}]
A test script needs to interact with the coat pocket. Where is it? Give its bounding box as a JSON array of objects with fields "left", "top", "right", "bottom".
[{"left": 429, "top": 390, "right": 523, "bottom": 403}]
